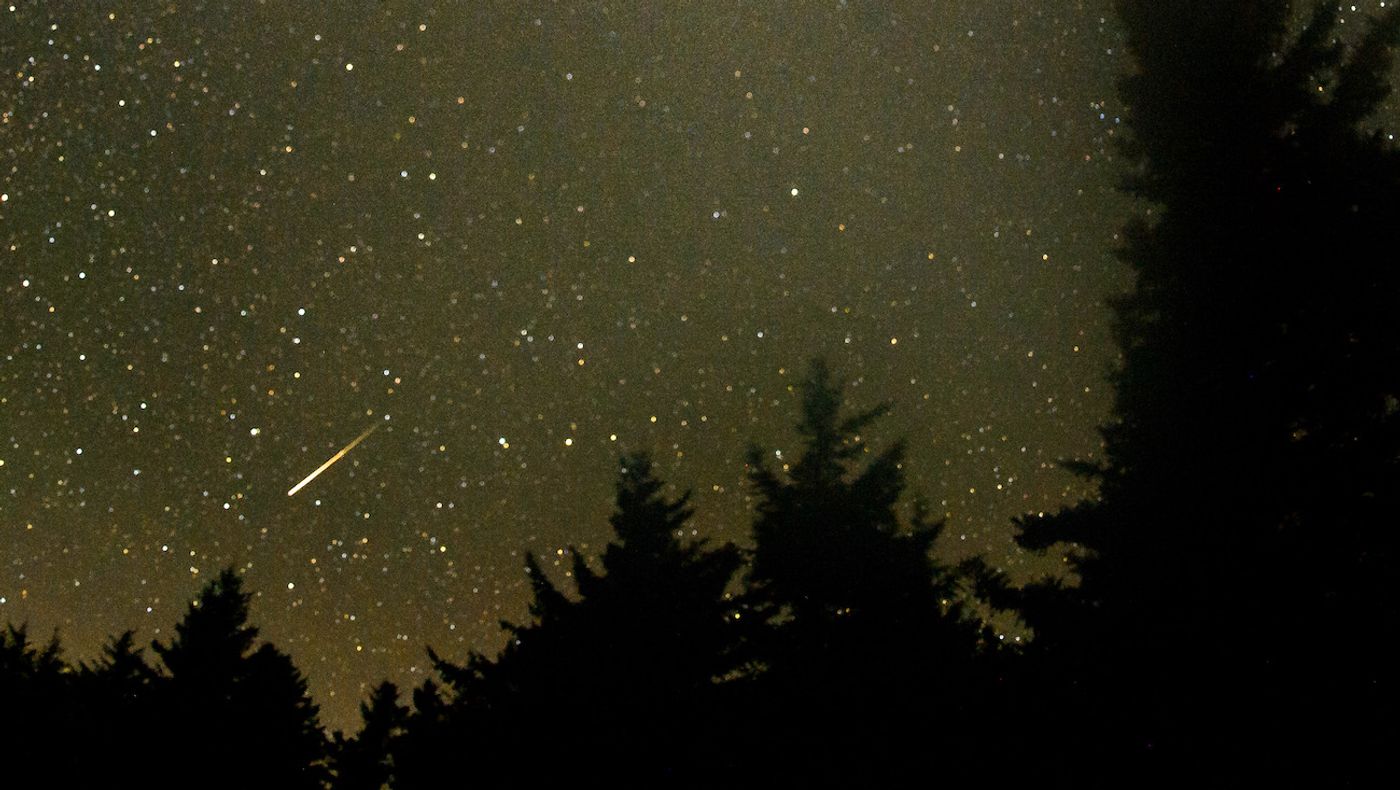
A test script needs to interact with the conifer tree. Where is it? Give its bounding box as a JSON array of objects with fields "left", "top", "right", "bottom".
[
  {"left": 400, "top": 454, "right": 742, "bottom": 785},
  {"left": 1014, "top": 1, "right": 1400, "bottom": 771},
  {"left": 152, "top": 569, "right": 329, "bottom": 789},
  {"left": 75, "top": 632, "right": 163, "bottom": 786},
  {"left": 740, "top": 359, "right": 994, "bottom": 779},
  {"left": 746, "top": 359, "right": 956, "bottom": 627},
  {"left": 81, "top": 631, "right": 158, "bottom": 703},
  {"left": 330, "top": 680, "right": 408, "bottom": 790},
  {"left": 0, "top": 624, "right": 75, "bottom": 785}
]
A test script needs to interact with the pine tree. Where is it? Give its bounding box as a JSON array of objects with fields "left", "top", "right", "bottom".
[
  {"left": 400, "top": 454, "right": 742, "bottom": 785},
  {"left": 75, "top": 632, "right": 163, "bottom": 787},
  {"left": 152, "top": 569, "right": 329, "bottom": 789},
  {"left": 746, "top": 359, "right": 953, "bottom": 626},
  {"left": 330, "top": 680, "right": 408, "bottom": 790},
  {"left": 81, "top": 631, "right": 159, "bottom": 703},
  {"left": 1015, "top": 1, "right": 1400, "bottom": 772},
  {"left": 0, "top": 624, "right": 75, "bottom": 785},
  {"left": 740, "top": 359, "right": 994, "bottom": 779}
]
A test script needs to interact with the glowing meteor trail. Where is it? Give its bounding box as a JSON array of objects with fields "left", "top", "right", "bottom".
[{"left": 287, "top": 423, "right": 379, "bottom": 497}]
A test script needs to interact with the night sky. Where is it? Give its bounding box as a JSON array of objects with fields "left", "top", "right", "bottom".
[{"left": 2, "top": 0, "right": 1141, "bottom": 731}]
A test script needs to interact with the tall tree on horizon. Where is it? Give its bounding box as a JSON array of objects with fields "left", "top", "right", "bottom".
[
  {"left": 152, "top": 568, "right": 330, "bottom": 789},
  {"left": 330, "top": 680, "right": 408, "bottom": 790},
  {"left": 740, "top": 359, "right": 999, "bottom": 780},
  {"left": 397, "top": 453, "right": 743, "bottom": 786},
  {"left": 1015, "top": 0, "right": 1400, "bottom": 771},
  {"left": 74, "top": 631, "right": 163, "bottom": 786},
  {"left": 746, "top": 360, "right": 958, "bottom": 626}
]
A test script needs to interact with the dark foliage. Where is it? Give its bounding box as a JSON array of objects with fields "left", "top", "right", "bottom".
[
  {"left": 2, "top": 571, "right": 331, "bottom": 788},
  {"left": 735, "top": 359, "right": 1004, "bottom": 782},
  {"left": 73, "top": 631, "right": 164, "bottom": 786},
  {"left": 1013, "top": 1, "right": 1400, "bottom": 776},
  {"left": 396, "top": 453, "right": 744, "bottom": 786},
  {"left": 330, "top": 680, "right": 408, "bottom": 790},
  {"left": 0, "top": 624, "right": 75, "bottom": 784},
  {"left": 150, "top": 568, "right": 330, "bottom": 789}
]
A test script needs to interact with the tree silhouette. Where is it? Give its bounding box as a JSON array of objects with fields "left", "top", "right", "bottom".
[
  {"left": 746, "top": 359, "right": 952, "bottom": 624},
  {"left": 1014, "top": 1, "right": 1400, "bottom": 773},
  {"left": 73, "top": 631, "right": 163, "bottom": 787},
  {"left": 152, "top": 568, "right": 329, "bottom": 789},
  {"left": 330, "top": 680, "right": 408, "bottom": 790},
  {"left": 80, "top": 630, "right": 159, "bottom": 705},
  {"left": 739, "top": 359, "right": 998, "bottom": 780},
  {"left": 0, "top": 624, "right": 76, "bottom": 785},
  {"left": 398, "top": 454, "right": 743, "bottom": 785}
]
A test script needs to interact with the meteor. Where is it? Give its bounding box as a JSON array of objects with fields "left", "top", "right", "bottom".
[{"left": 287, "top": 423, "right": 379, "bottom": 497}]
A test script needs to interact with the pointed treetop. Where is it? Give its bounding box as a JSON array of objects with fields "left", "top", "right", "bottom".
[
  {"left": 603, "top": 452, "right": 694, "bottom": 568},
  {"left": 152, "top": 567, "right": 258, "bottom": 678},
  {"left": 770, "top": 358, "right": 891, "bottom": 493}
]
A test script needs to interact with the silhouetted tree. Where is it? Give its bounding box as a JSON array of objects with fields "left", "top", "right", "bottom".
[
  {"left": 330, "top": 680, "right": 408, "bottom": 790},
  {"left": 746, "top": 360, "right": 954, "bottom": 623},
  {"left": 1014, "top": 1, "right": 1400, "bottom": 775},
  {"left": 739, "top": 359, "right": 998, "bottom": 780},
  {"left": 399, "top": 454, "right": 742, "bottom": 785},
  {"left": 0, "top": 624, "right": 76, "bottom": 784},
  {"left": 80, "top": 630, "right": 159, "bottom": 704},
  {"left": 152, "top": 568, "right": 329, "bottom": 789},
  {"left": 73, "top": 631, "right": 163, "bottom": 786}
]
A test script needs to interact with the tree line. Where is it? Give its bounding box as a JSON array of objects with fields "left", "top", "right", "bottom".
[
  {"left": 5, "top": 1, "right": 1399, "bottom": 784},
  {"left": 3, "top": 359, "right": 1011, "bottom": 787}
]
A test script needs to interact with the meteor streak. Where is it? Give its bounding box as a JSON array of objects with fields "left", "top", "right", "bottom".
[{"left": 287, "top": 423, "right": 379, "bottom": 497}]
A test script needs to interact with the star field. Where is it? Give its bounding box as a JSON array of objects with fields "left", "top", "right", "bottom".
[{"left": 2, "top": 1, "right": 1134, "bottom": 730}]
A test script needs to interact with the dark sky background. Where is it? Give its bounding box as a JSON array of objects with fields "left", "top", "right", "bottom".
[{"left": 0, "top": 0, "right": 1155, "bottom": 731}]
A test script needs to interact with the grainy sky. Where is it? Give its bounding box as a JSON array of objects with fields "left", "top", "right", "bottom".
[{"left": 2, "top": 0, "right": 1142, "bottom": 730}]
